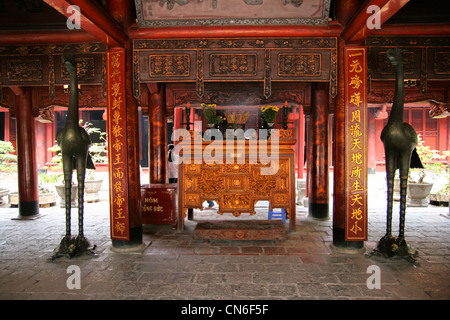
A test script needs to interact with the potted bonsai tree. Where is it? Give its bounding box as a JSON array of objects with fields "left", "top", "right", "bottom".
[
  {"left": 1, "top": 140, "right": 57, "bottom": 207},
  {"left": 0, "top": 140, "right": 16, "bottom": 204},
  {"left": 407, "top": 135, "right": 449, "bottom": 207}
]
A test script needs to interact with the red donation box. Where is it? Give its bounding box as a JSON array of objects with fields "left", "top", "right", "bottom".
[{"left": 141, "top": 184, "right": 177, "bottom": 229}]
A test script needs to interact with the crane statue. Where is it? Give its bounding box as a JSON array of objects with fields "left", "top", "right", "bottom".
[
  {"left": 371, "top": 48, "right": 422, "bottom": 263},
  {"left": 50, "top": 54, "right": 96, "bottom": 260}
]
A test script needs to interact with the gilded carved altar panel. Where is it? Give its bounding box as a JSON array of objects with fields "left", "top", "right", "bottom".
[{"left": 181, "top": 157, "right": 291, "bottom": 215}]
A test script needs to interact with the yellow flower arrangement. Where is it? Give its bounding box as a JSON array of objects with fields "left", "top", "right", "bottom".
[
  {"left": 261, "top": 105, "right": 279, "bottom": 124},
  {"left": 202, "top": 103, "right": 224, "bottom": 126}
]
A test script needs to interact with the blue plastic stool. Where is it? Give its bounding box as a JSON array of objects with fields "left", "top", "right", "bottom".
[{"left": 268, "top": 204, "right": 287, "bottom": 223}]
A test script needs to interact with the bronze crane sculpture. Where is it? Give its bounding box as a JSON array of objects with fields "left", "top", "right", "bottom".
[
  {"left": 50, "top": 54, "right": 96, "bottom": 260},
  {"left": 374, "top": 48, "right": 422, "bottom": 262}
]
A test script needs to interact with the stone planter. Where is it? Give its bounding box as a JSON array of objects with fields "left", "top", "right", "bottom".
[
  {"left": 429, "top": 193, "right": 449, "bottom": 206},
  {"left": 407, "top": 182, "right": 434, "bottom": 207},
  {"left": 297, "top": 179, "right": 306, "bottom": 206},
  {"left": 55, "top": 183, "right": 78, "bottom": 208},
  {"left": 85, "top": 179, "right": 103, "bottom": 203},
  {"left": 393, "top": 177, "right": 400, "bottom": 201},
  {"left": 8, "top": 191, "right": 57, "bottom": 207},
  {"left": 0, "top": 189, "right": 8, "bottom": 205}
]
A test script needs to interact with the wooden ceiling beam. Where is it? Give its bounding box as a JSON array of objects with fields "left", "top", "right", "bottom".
[
  {"left": 129, "top": 23, "right": 343, "bottom": 39},
  {"left": 371, "top": 23, "right": 450, "bottom": 36},
  {"left": 341, "top": 0, "right": 410, "bottom": 44},
  {"left": 0, "top": 30, "right": 97, "bottom": 45},
  {"left": 43, "top": 0, "right": 127, "bottom": 47}
]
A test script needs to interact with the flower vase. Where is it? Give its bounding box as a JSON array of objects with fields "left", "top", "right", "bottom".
[{"left": 267, "top": 122, "right": 274, "bottom": 138}]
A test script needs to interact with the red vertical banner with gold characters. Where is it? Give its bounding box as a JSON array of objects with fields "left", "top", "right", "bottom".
[
  {"left": 107, "top": 49, "right": 130, "bottom": 240},
  {"left": 345, "top": 47, "right": 368, "bottom": 241}
]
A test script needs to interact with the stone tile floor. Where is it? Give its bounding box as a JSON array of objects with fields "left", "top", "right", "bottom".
[{"left": 0, "top": 173, "right": 449, "bottom": 302}]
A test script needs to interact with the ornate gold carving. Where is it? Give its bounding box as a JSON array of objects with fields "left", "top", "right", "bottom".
[
  {"left": 277, "top": 158, "right": 290, "bottom": 175},
  {"left": 278, "top": 53, "right": 321, "bottom": 77},
  {"left": 196, "top": 168, "right": 225, "bottom": 195},
  {"left": 377, "top": 51, "right": 415, "bottom": 75},
  {"left": 48, "top": 54, "right": 55, "bottom": 100},
  {"left": 185, "top": 192, "right": 200, "bottom": 206},
  {"left": 61, "top": 57, "right": 95, "bottom": 81},
  {"left": 6, "top": 59, "right": 43, "bottom": 82},
  {"left": 185, "top": 163, "right": 201, "bottom": 175},
  {"left": 227, "top": 176, "right": 247, "bottom": 192},
  {"left": 249, "top": 168, "right": 277, "bottom": 197},
  {"left": 223, "top": 162, "right": 250, "bottom": 174},
  {"left": 185, "top": 177, "right": 194, "bottom": 190},
  {"left": 272, "top": 193, "right": 289, "bottom": 207},
  {"left": 149, "top": 54, "right": 190, "bottom": 77},
  {"left": 197, "top": 50, "right": 204, "bottom": 97},
  {"left": 330, "top": 48, "right": 337, "bottom": 98},
  {"left": 279, "top": 177, "right": 288, "bottom": 191},
  {"left": 271, "top": 128, "right": 296, "bottom": 140},
  {"left": 133, "top": 50, "right": 140, "bottom": 98},
  {"left": 222, "top": 194, "right": 252, "bottom": 217},
  {"left": 209, "top": 54, "right": 257, "bottom": 76},
  {"left": 264, "top": 49, "right": 271, "bottom": 99},
  {"left": 434, "top": 52, "right": 450, "bottom": 74},
  {"left": 180, "top": 147, "right": 295, "bottom": 230}
]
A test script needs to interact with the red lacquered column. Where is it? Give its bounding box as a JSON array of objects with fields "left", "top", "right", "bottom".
[
  {"left": 15, "top": 87, "right": 39, "bottom": 217},
  {"left": 308, "top": 82, "right": 329, "bottom": 220},
  {"left": 148, "top": 83, "right": 168, "bottom": 185}
]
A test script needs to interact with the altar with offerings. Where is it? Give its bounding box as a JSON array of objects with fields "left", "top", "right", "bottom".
[{"left": 176, "top": 128, "right": 297, "bottom": 237}]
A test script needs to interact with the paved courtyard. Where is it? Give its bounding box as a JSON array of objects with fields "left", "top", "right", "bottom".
[{"left": 0, "top": 173, "right": 449, "bottom": 302}]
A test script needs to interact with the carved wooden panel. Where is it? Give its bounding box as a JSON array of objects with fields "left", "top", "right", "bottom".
[
  {"left": 137, "top": 50, "right": 197, "bottom": 82},
  {"left": 149, "top": 54, "right": 191, "bottom": 78},
  {"left": 277, "top": 52, "right": 322, "bottom": 77},
  {"left": 368, "top": 47, "right": 421, "bottom": 80},
  {"left": 4, "top": 57, "right": 46, "bottom": 84},
  {"left": 428, "top": 48, "right": 450, "bottom": 79},
  {"left": 366, "top": 36, "right": 450, "bottom": 95},
  {"left": 134, "top": 38, "right": 337, "bottom": 98},
  {"left": 0, "top": 43, "right": 106, "bottom": 101},
  {"left": 206, "top": 51, "right": 262, "bottom": 79},
  {"left": 58, "top": 55, "right": 102, "bottom": 83},
  {"left": 178, "top": 140, "right": 296, "bottom": 232}
]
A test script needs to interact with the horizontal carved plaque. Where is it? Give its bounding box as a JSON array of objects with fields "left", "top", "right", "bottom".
[
  {"left": 61, "top": 57, "right": 95, "bottom": 81},
  {"left": 434, "top": 52, "right": 450, "bottom": 75},
  {"left": 7, "top": 59, "right": 43, "bottom": 82},
  {"left": 209, "top": 53, "right": 257, "bottom": 77},
  {"left": 149, "top": 54, "right": 190, "bottom": 77},
  {"left": 278, "top": 53, "right": 321, "bottom": 77}
]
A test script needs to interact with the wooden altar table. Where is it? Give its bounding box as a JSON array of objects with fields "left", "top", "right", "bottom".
[{"left": 177, "top": 131, "right": 296, "bottom": 233}]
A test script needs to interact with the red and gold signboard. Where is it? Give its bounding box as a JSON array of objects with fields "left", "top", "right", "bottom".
[
  {"left": 107, "top": 49, "right": 130, "bottom": 240},
  {"left": 344, "top": 47, "right": 368, "bottom": 241}
]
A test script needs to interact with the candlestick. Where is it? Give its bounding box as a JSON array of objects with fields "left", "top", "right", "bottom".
[{"left": 283, "top": 101, "right": 288, "bottom": 130}]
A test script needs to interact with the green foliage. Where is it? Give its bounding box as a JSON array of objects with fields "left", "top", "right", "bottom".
[
  {"left": 201, "top": 103, "right": 224, "bottom": 126},
  {"left": 38, "top": 172, "right": 63, "bottom": 184},
  {"left": 0, "top": 140, "right": 17, "bottom": 172},
  {"left": 261, "top": 105, "right": 279, "bottom": 124},
  {"left": 411, "top": 135, "right": 449, "bottom": 183},
  {"left": 49, "top": 121, "right": 108, "bottom": 170}
]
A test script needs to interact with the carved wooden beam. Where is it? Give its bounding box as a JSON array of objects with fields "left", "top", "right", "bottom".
[
  {"left": 0, "top": 30, "right": 96, "bottom": 45},
  {"left": 371, "top": 23, "right": 450, "bottom": 36},
  {"left": 129, "top": 23, "right": 343, "bottom": 39},
  {"left": 43, "top": 0, "right": 128, "bottom": 47},
  {"left": 341, "top": 0, "right": 410, "bottom": 44}
]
